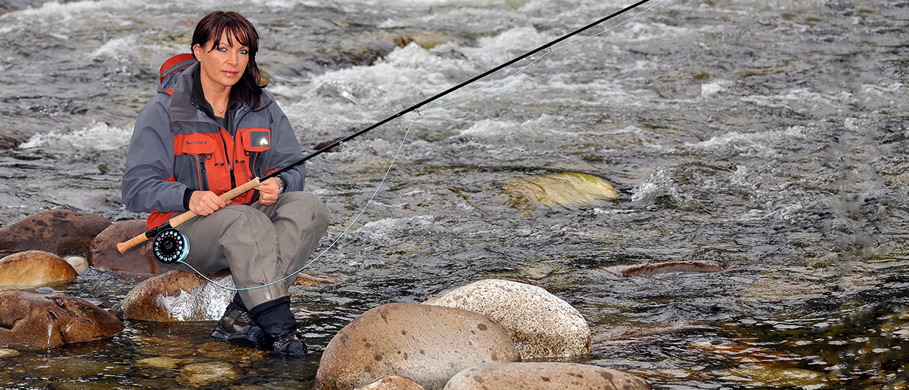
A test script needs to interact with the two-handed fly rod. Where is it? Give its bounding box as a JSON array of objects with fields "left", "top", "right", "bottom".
[{"left": 117, "top": 0, "right": 654, "bottom": 258}]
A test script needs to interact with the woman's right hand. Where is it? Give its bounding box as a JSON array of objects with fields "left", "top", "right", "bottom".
[{"left": 189, "top": 191, "right": 228, "bottom": 216}]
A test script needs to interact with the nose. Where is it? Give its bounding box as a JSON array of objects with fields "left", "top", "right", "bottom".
[{"left": 227, "top": 51, "right": 239, "bottom": 66}]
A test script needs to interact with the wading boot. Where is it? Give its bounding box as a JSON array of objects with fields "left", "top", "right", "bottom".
[
  {"left": 249, "top": 296, "right": 308, "bottom": 357},
  {"left": 211, "top": 294, "right": 267, "bottom": 348}
]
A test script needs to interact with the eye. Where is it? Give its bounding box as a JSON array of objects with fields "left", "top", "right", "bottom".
[
  {"left": 239, "top": 49, "right": 249, "bottom": 55},
  {"left": 217, "top": 46, "right": 228, "bottom": 52}
]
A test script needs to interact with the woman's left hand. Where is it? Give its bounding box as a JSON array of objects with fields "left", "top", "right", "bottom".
[{"left": 257, "top": 177, "right": 282, "bottom": 206}]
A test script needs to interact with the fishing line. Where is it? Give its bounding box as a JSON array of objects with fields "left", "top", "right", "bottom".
[{"left": 132, "top": 0, "right": 666, "bottom": 291}]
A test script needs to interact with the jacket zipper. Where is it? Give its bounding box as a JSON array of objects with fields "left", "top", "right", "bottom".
[
  {"left": 220, "top": 130, "right": 236, "bottom": 189},
  {"left": 197, "top": 154, "right": 210, "bottom": 190}
]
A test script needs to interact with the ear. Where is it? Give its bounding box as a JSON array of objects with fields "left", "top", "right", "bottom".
[{"left": 192, "top": 43, "right": 203, "bottom": 60}]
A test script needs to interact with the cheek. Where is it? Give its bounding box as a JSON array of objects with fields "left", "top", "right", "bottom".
[{"left": 201, "top": 60, "right": 219, "bottom": 75}]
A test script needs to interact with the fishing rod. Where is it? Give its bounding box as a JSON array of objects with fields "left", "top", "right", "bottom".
[{"left": 117, "top": 0, "right": 655, "bottom": 261}]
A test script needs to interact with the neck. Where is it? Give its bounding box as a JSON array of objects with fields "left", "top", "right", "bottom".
[{"left": 200, "top": 78, "right": 231, "bottom": 113}]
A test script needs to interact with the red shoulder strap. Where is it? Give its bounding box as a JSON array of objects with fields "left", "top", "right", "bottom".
[{"left": 159, "top": 53, "right": 197, "bottom": 83}]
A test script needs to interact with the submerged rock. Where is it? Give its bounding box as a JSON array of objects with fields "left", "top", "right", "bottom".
[
  {"left": 443, "top": 362, "right": 652, "bottom": 390},
  {"left": 136, "top": 356, "right": 184, "bottom": 369},
  {"left": 0, "top": 250, "right": 78, "bottom": 289},
  {"left": 292, "top": 272, "right": 343, "bottom": 288},
  {"left": 177, "top": 361, "right": 241, "bottom": 387},
  {"left": 610, "top": 260, "right": 729, "bottom": 277},
  {"left": 315, "top": 302, "right": 520, "bottom": 390},
  {"left": 503, "top": 172, "right": 617, "bottom": 210},
  {"left": 424, "top": 279, "right": 591, "bottom": 359},
  {"left": 90, "top": 220, "right": 181, "bottom": 277},
  {"left": 117, "top": 270, "right": 233, "bottom": 322},
  {"left": 0, "top": 290, "right": 123, "bottom": 349},
  {"left": 0, "top": 348, "right": 19, "bottom": 358},
  {"left": 689, "top": 341, "right": 799, "bottom": 365},
  {"left": 0, "top": 209, "right": 111, "bottom": 258},
  {"left": 723, "top": 367, "right": 824, "bottom": 388}
]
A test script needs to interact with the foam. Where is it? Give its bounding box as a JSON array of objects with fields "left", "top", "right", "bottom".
[{"left": 19, "top": 121, "right": 131, "bottom": 151}]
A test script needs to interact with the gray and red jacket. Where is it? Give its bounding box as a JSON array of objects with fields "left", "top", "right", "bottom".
[{"left": 122, "top": 54, "right": 307, "bottom": 230}]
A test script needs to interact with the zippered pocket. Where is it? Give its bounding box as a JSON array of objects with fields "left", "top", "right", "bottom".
[{"left": 174, "top": 133, "right": 228, "bottom": 192}]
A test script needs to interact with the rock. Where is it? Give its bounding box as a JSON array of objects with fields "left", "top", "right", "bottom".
[
  {"left": 424, "top": 279, "right": 591, "bottom": 360},
  {"left": 177, "top": 361, "right": 240, "bottom": 387},
  {"left": 315, "top": 302, "right": 520, "bottom": 390},
  {"left": 136, "top": 356, "right": 184, "bottom": 369},
  {"left": 0, "top": 348, "right": 19, "bottom": 358},
  {"left": 723, "top": 367, "right": 824, "bottom": 388},
  {"left": 117, "top": 270, "right": 233, "bottom": 322},
  {"left": 0, "top": 210, "right": 111, "bottom": 258},
  {"left": 64, "top": 255, "right": 88, "bottom": 273},
  {"left": 89, "top": 220, "right": 181, "bottom": 277},
  {"left": 610, "top": 260, "right": 728, "bottom": 277},
  {"left": 503, "top": 172, "right": 617, "bottom": 211},
  {"left": 443, "top": 362, "right": 652, "bottom": 390},
  {"left": 0, "top": 290, "right": 124, "bottom": 349},
  {"left": 355, "top": 375, "right": 426, "bottom": 390},
  {"left": 689, "top": 341, "right": 798, "bottom": 365},
  {"left": 293, "top": 272, "right": 342, "bottom": 288},
  {"left": 0, "top": 250, "right": 78, "bottom": 289},
  {"left": 389, "top": 31, "right": 454, "bottom": 50}
]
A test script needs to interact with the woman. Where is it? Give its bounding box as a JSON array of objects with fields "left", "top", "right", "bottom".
[{"left": 122, "top": 11, "right": 329, "bottom": 357}]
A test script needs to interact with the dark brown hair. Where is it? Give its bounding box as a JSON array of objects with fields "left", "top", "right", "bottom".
[{"left": 191, "top": 11, "right": 266, "bottom": 109}]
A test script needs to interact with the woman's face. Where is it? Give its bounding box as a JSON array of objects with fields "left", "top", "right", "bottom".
[{"left": 193, "top": 31, "right": 249, "bottom": 92}]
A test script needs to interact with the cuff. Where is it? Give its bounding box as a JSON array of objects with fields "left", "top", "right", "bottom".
[{"left": 182, "top": 188, "right": 194, "bottom": 210}]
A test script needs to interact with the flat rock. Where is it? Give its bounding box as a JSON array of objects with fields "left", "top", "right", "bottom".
[
  {"left": 424, "top": 279, "right": 591, "bottom": 359},
  {"left": 0, "top": 290, "right": 123, "bottom": 349},
  {"left": 315, "top": 302, "right": 520, "bottom": 390},
  {"left": 0, "top": 250, "right": 78, "bottom": 289},
  {"left": 443, "top": 362, "right": 652, "bottom": 390},
  {"left": 0, "top": 348, "right": 19, "bottom": 358},
  {"left": 293, "top": 272, "right": 343, "bottom": 288},
  {"left": 609, "top": 260, "right": 728, "bottom": 277},
  {"left": 177, "top": 361, "right": 240, "bottom": 387},
  {"left": 0, "top": 210, "right": 111, "bottom": 258},
  {"left": 503, "top": 172, "right": 617, "bottom": 210}
]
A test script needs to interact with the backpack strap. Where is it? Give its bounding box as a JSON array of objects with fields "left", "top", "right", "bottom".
[{"left": 159, "top": 53, "right": 197, "bottom": 94}]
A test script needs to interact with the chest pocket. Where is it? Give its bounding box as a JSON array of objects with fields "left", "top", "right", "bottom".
[
  {"left": 234, "top": 128, "right": 271, "bottom": 183},
  {"left": 173, "top": 132, "right": 229, "bottom": 192}
]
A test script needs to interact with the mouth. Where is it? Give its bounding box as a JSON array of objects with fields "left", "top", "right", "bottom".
[{"left": 223, "top": 70, "right": 240, "bottom": 78}]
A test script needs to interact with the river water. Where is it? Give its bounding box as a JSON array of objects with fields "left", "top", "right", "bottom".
[{"left": 1, "top": 0, "right": 908, "bottom": 388}]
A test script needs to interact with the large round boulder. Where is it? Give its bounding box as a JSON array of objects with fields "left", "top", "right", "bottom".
[
  {"left": 424, "top": 279, "right": 591, "bottom": 359},
  {"left": 0, "top": 250, "right": 78, "bottom": 289},
  {"left": 116, "top": 270, "right": 233, "bottom": 322},
  {"left": 315, "top": 302, "right": 520, "bottom": 390},
  {"left": 0, "top": 210, "right": 111, "bottom": 258},
  {"left": 90, "top": 220, "right": 181, "bottom": 277},
  {"left": 0, "top": 291, "right": 124, "bottom": 349},
  {"left": 443, "top": 362, "right": 652, "bottom": 390}
]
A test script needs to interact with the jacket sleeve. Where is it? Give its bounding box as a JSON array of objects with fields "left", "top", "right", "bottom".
[
  {"left": 121, "top": 96, "right": 190, "bottom": 213},
  {"left": 265, "top": 98, "right": 307, "bottom": 192}
]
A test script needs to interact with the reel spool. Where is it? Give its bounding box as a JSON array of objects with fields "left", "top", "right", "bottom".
[{"left": 152, "top": 228, "right": 190, "bottom": 264}]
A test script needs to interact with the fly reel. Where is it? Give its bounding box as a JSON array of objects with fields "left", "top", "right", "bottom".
[{"left": 152, "top": 228, "right": 190, "bottom": 264}]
